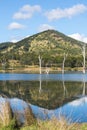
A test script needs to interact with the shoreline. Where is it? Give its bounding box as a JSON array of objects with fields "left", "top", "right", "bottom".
[{"left": 0, "top": 66, "right": 84, "bottom": 73}]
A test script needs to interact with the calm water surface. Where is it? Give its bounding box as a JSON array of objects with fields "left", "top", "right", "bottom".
[
  {"left": 0, "top": 72, "right": 87, "bottom": 123},
  {"left": 0, "top": 73, "right": 87, "bottom": 81}
]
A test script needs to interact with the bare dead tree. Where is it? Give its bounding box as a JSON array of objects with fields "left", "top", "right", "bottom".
[
  {"left": 82, "top": 44, "right": 86, "bottom": 74},
  {"left": 38, "top": 55, "right": 42, "bottom": 74},
  {"left": 62, "top": 53, "right": 67, "bottom": 74}
]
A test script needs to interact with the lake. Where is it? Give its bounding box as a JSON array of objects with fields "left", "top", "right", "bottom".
[{"left": 0, "top": 72, "right": 87, "bottom": 123}]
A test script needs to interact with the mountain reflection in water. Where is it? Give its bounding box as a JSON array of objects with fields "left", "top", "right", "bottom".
[
  {"left": 30, "top": 96, "right": 87, "bottom": 123},
  {"left": 0, "top": 73, "right": 87, "bottom": 123},
  {"left": 0, "top": 80, "right": 84, "bottom": 109}
]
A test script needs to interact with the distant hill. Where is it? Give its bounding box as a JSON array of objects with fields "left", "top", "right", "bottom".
[{"left": 0, "top": 30, "right": 86, "bottom": 70}]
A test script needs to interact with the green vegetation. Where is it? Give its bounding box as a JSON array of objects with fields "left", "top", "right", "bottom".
[
  {"left": 0, "top": 30, "right": 86, "bottom": 71},
  {"left": 0, "top": 117, "right": 87, "bottom": 130},
  {"left": 20, "top": 119, "right": 87, "bottom": 130}
]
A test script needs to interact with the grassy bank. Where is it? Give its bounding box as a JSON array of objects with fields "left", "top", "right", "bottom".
[
  {"left": 1, "top": 118, "right": 87, "bottom": 130},
  {"left": 0, "top": 66, "right": 84, "bottom": 73},
  {"left": 20, "top": 119, "right": 87, "bottom": 130},
  {"left": 0, "top": 100, "right": 87, "bottom": 130},
  {"left": 0, "top": 101, "right": 87, "bottom": 130}
]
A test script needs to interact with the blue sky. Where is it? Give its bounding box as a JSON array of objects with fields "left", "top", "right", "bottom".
[{"left": 0, "top": 0, "right": 87, "bottom": 43}]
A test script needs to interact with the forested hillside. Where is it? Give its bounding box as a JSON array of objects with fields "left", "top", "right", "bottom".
[{"left": 0, "top": 30, "right": 86, "bottom": 70}]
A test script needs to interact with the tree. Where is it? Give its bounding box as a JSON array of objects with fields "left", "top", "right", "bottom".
[
  {"left": 0, "top": 55, "right": 9, "bottom": 70},
  {"left": 82, "top": 44, "right": 86, "bottom": 74},
  {"left": 62, "top": 53, "right": 67, "bottom": 74},
  {"left": 29, "top": 40, "right": 51, "bottom": 74},
  {"left": 38, "top": 55, "right": 42, "bottom": 74}
]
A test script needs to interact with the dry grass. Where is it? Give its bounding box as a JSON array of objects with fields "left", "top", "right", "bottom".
[
  {"left": 36, "top": 118, "right": 78, "bottom": 130},
  {"left": 24, "top": 106, "right": 35, "bottom": 126},
  {"left": 21, "top": 117, "right": 81, "bottom": 130},
  {"left": 0, "top": 100, "right": 13, "bottom": 127}
]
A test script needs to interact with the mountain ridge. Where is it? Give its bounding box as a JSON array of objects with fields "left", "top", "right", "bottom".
[{"left": 0, "top": 30, "right": 86, "bottom": 70}]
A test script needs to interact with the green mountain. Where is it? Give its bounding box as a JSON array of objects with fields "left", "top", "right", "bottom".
[{"left": 0, "top": 30, "right": 86, "bottom": 70}]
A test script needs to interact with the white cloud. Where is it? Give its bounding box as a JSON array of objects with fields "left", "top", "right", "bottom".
[
  {"left": 45, "top": 4, "right": 87, "bottom": 21},
  {"left": 21, "top": 5, "right": 41, "bottom": 12},
  {"left": 8, "top": 22, "right": 25, "bottom": 30},
  {"left": 68, "top": 33, "right": 87, "bottom": 43},
  {"left": 13, "top": 12, "right": 32, "bottom": 19},
  {"left": 13, "top": 4, "right": 41, "bottom": 19},
  {"left": 39, "top": 24, "right": 54, "bottom": 32},
  {"left": 11, "top": 39, "right": 18, "bottom": 43}
]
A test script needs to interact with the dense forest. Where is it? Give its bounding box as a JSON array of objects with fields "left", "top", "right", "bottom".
[{"left": 0, "top": 30, "right": 86, "bottom": 70}]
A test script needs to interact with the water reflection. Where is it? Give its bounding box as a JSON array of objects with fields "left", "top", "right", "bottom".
[
  {"left": 1, "top": 96, "right": 87, "bottom": 123},
  {"left": 0, "top": 80, "right": 85, "bottom": 109},
  {"left": 82, "top": 74, "right": 86, "bottom": 96},
  {"left": 30, "top": 96, "right": 87, "bottom": 123},
  {"left": 39, "top": 74, "right": 42, "bottom": 93},
  {"left": 0, "top": 73, "right": 87, "bottom": 123},
  {"left": 62, "top": 74, "right": 68, "bottom": 97},
  {"left": 30, "top": 74, "right": 87, "bottom": 123}
]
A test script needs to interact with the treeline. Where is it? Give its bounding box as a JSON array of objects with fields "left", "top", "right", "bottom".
[{"left": 0, "top": 50, "right": 85, "bottom": 69}]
